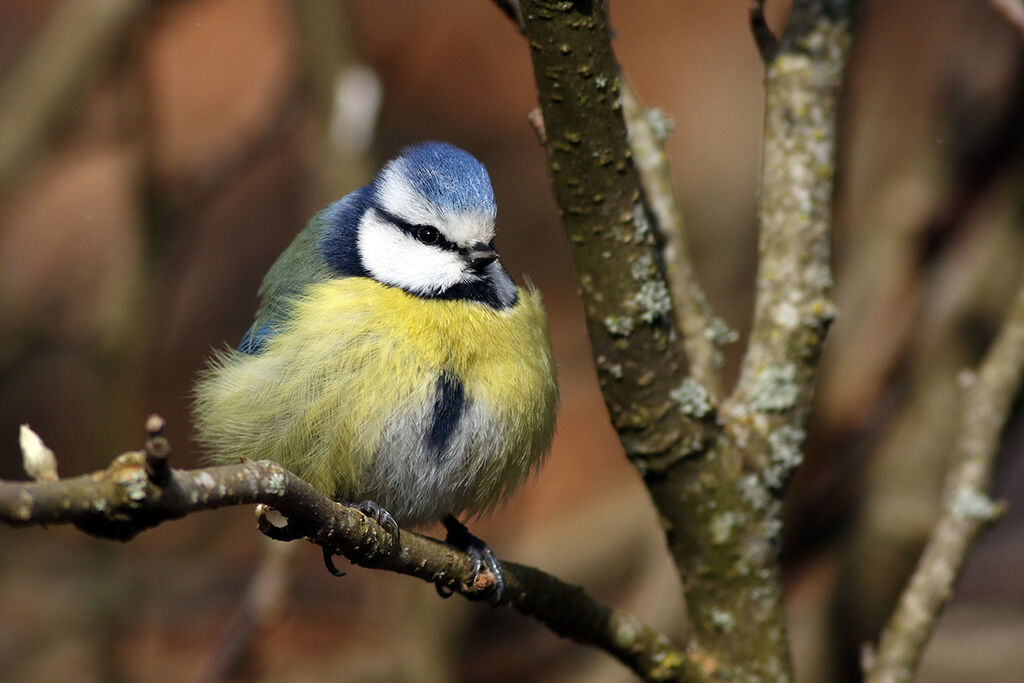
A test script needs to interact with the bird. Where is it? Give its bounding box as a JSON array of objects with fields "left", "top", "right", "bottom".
[{"left": 193, "top": 141, "right": 558, "bottom": 599}]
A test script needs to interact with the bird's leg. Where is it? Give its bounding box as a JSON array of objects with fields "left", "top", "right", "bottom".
[
  {"left": 322, "top": 499, "right": 401, "bottom": 578},
  {"left": 440, "top": 514, "right": 505, "bottom": 602}
]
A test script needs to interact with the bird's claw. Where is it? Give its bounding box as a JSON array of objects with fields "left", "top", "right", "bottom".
[
  {"left": 322, "top": 546, "right": 346, "bottom": 577},
  {"left": 442, "top": 514, "right": 505, "bottom": 603},
  {"left": 322, "top": 500, "right": 401, "bottom": 579},
  {"left": 352, "top": 500, "right": 401, "bottom": 547}
]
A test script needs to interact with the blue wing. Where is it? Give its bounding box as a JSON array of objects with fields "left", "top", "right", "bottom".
[{"left": 238, "top": 320, "right": 276, "bottom": 355}]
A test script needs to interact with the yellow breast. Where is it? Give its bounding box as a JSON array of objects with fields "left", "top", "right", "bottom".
[{"left": 194, "top": 277, "right": 558, "bottom": 518}]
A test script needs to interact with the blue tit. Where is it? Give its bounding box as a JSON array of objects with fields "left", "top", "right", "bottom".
[{"left": 193, "top": 141, "right": 558, "bottom": 595}]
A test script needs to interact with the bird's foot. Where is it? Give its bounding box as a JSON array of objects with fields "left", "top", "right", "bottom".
[
  {"left": 439, "top": 514, "right": 505, "bottom": 603},
  {"left": 352, "top": 499, "right": 401, "bottom": 543},
  {"left": 322, "top": 499, "right": 401, "bottom": 578}
]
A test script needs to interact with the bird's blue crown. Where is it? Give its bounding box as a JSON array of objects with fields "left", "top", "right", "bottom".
[{"left": 376, "top": 141, "right": 496, "bottom": 218}]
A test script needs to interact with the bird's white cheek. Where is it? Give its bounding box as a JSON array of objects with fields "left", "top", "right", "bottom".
[{"left": 357, "top": 218, "right": 467, "bottom": 295}]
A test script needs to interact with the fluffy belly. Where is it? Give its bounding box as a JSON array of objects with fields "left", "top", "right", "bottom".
[
  {"left": 354, "top": 373, "right": 512, "bottom": 524},
  {"left": 194, "top": 277, "right": 558, "bottom": 525}
]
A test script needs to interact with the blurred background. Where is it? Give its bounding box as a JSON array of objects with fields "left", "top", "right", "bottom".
[{"left": 0, "top": 1, "right": 1022, "bottom": 681}]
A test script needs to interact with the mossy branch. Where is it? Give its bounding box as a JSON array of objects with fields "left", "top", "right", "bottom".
[{"left": 2, "top": 418, "right": 710, "bottom": 683}]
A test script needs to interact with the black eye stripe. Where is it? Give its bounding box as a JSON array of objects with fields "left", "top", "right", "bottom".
[{"left": 373, "top": 207, "right": 458, "bottom": 252}]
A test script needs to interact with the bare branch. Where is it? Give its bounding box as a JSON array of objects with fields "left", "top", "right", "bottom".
[
  {"left": 865, "top": 277, "right": 1024, "bottom": 682},
  {"left": 0, "top": 421, "right": 709, "bottom": 682},
  {"left": 201, "top": 538, "right": 297, "bottom": 682},
  {"left": 749, "top": 0, "right": 780, "bottom": 62},
  {"left": 731, "top": 0, "right": 856, "bottom": 461},
  {"left": 619, "top": 79, "right": 725, "bottom": 397}
]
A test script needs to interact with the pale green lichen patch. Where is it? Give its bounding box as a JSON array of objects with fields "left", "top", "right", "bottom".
[
  {"left": 630, "top": 252, "right": 655, "bottom": 280},
  {"left": 265, "top": 471, "right": 287, "bottom": 496},
  {"left": 750, "top": 364, "right": 800, "bottom": 412},
  {"left": 632, "top": 280, "right": 672, "bottom": 323},
  {"left": 632, "top": 202, "right": 651, "bottom": 242},
  {"left": 739, "top": 473, "right": 771, "bottom": 511},
  {"left": 773, "top": 301, "right": 801, "bottom": 329},
  {"left": 670, "top": 378, "right": 712, "bottom": 418},
  {"left": 764, "top": 425, "right": 806, "bottom": 489},
  {"left": 595, "top": 355, "right": 624, "bottom": 380},
  {"left": 645, "top": 107, "right": 674, "bottom": 142},
  {"left": 710, "top": 511, "right": 739, "bottom": 544},
  {"left": 706, "top": 316, "right": 739, "bottom": 344},
  {"left": 951, "top": 487, "right": 998, "bottom": 522},
  {"left": 604, "top": 314, "right": 634, "bottom": 336},
  {"left": 710, "top": 607, "right": 736, "bottom": 632},
  {"left": 741, "top": 510, "right": 783, "bottom": 569},
  {"left": 116, "top": 467, "right": 149, "bottom": 502},
  {"left": 611, "top": 617, "right": 639, "bottom": 649}
]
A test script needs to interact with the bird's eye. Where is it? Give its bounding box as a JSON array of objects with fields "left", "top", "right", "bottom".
[{"left": 415, "top": 226, "right": 440, "bottom": 245}]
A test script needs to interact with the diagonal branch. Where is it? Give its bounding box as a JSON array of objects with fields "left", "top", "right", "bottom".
[
  {"left": 1, "top": 420, "right": 710, "bottom": 683},
  {"left": 0, "top": 0, "right": 150, "bottom": 201},
  {"left": 619, "top": 80, "right": 726, "bottom": 397},
  {"left": 517, "top": 0, "right": 716, "bottom": 467},
  {"left": 493, "top": 0, "right": 726, "bottom": 398},
  {"left": 864, "top": 275, "right": 1024, "bottom": 682}
]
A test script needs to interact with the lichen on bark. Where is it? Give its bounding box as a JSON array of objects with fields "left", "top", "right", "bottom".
[{"left": 520, "top": 0, "right": 858, "bottom": 679}]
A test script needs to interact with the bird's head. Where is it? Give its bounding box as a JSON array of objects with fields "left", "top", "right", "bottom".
[{"left": 321, "top": 142, "right": 517, "bottom": 308}]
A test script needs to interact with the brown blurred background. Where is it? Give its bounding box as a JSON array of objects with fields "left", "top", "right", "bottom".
[{"left": 0, "top": 1, "right": 1022, "bottom": 681}]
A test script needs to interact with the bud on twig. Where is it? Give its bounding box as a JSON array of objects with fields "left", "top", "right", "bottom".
[{"left": 19, "top": 424, "right": 58, "bottom": 482}]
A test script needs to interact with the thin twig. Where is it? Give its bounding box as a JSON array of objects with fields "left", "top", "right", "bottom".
[
  {"left": 287, "top": 0, "right": 379, "bottom": 200},
  {"left": 1, "top": 427, "right": 709, "bottom": 682},
  {"left": 865, "top": 276, "right": 1024, "bottom": 683},
  {"left": 200, "top": 538, "right": 297, "bottom": 683},
  {"left": 749, "top": 0, "right": 780, "bottom": 62}
]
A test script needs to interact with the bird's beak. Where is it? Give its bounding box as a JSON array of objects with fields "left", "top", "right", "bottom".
[{"left": 465, "top": 242, "right": 497, "bottom": 272}]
